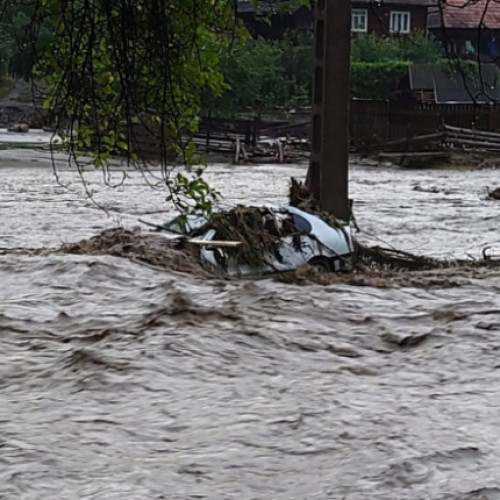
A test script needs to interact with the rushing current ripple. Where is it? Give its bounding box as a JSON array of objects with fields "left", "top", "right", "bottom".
[{"left": 1, "top": 149, "right": 500, "bottom": 500}]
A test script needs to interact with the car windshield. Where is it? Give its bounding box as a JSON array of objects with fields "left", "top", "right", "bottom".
[{"left": 291, "top": 213, "right": 312, "bottom": 233}]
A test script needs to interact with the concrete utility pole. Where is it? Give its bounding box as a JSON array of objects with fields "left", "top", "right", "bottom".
[{"left": 307, "top": 0, "right": 351, "bottom": 221}]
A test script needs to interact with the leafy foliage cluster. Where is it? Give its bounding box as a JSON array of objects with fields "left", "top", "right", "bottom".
[
  {"left": 20, "top": 0, "right": 235, "bottom": 215},
  {"left": 206, "top": 31, "right": 443, "bottom": 113},
  {"left": 0, "top": 1, "right": 52, "bottom": 79},
  {"left": 350, "top": 61, "right": 410, "bottom": 100},
  {"left": 204, "top": 31, "right": 312, "bottom": 115},
  {"left": 351, "top": 31, "right": 442, "bottom": 64},
  {"left": 0, "top": 0, "right": 235, "bottom": 216}
]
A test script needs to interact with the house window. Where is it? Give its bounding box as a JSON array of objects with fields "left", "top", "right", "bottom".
[
  {"left": 351, "top": 9, "right": 368, "bottom": 33},
  {"left": 390, "top": 11, "right": 411, "bottom": 34}
]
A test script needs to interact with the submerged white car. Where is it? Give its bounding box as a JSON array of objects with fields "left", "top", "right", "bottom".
[{"left": 155, "top": 206, "right": 353, "bottom": 276}]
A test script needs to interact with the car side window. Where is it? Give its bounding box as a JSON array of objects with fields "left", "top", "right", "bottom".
[
  {"left": 163, "top": 218, "right": 184, "bottom": 234},
  {"left": 292, "top": 213, "right": 312, "bottom": 233}
]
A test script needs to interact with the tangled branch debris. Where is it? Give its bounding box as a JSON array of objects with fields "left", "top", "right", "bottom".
[
  {"left": 354, "top": 244, "right": 449, "bottom": 272},
  {"left": 208, "top": 206, "right": 289, "bottom": 267},
  {"left": 60, "top": 228, "right": 212, "bottom": 277}
]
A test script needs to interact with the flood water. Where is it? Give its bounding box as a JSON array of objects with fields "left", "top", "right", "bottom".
[{"left": 1, "top": 149, "right": 500, "bottom": 500}]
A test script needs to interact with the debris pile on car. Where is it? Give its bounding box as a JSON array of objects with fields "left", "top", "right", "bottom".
[
  {"left": 208, "top": 206, "right": 290, "bottom": 268},
  {"left": 152, "top": 202, "right": 354, "bottom": 277}
]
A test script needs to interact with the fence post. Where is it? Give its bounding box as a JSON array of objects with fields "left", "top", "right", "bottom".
[{"left": 205, "top": 112, "right": 212, "bottom": 152}]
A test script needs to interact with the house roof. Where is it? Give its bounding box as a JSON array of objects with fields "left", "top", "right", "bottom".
[
  {"left": 355, "top": 0, "right": 434, "bottom": 5},
  {"left": 408, "top": 63, "right": 500, "bottom": 103},
  {"left": 428, "top": 0, "right": 500, "bottom": 29}
]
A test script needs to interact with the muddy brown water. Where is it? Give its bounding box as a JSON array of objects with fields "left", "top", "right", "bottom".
[{"left": 1, "top": 150, "right": 500, "bottom": 500}]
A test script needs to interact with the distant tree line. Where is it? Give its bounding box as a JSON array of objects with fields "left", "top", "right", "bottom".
[{"left": 203, "top": 31, "right": 444, "bottom": 116}]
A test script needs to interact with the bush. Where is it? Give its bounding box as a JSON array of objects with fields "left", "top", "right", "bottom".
[
  {"left": 351, "top": 32, "right": 442, "bottom": 63},
  {"left": 351, "top": 61, "right": 410, "bottom": 99},
  {"left": 204, "top": 33, "right": 314, "bottom": 115},
  {"left": 351, "top": 34, "right": 401, "bottom": 63}
]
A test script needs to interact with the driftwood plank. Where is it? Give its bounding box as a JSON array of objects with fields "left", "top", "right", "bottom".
[
  {"left": 443, "top": 124, "right": 500, "bottom": 141},
  {"left": 445, "top": 136, "right": 500, "bottom": 150},
  {"left": 188, "top": 239, "right": 242, "bottom": 247},
  {"left": 374, "top": 132, "right": 445, "bottom": 151}
]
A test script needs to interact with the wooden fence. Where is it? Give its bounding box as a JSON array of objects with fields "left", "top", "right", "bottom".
[
  {"left": 199, "top": 103, "right": 500, "bottom": 149},
  {"left": 350, "top": 100, "right": 500, "bottom": 145},
  {"left": 197, "top": 116, "right": 289, "bottom": 148},
  {"left": 132, "top": 102, "right": 500, "bottom": 158}
]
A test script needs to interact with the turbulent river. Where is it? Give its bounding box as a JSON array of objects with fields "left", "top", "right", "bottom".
[{"left": 1, "top": 149, "right": 500, "bottom": 500}]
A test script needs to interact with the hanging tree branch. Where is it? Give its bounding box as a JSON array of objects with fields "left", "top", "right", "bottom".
[{"left": 5, "top": 0, "right": 236, "bottom": 214}]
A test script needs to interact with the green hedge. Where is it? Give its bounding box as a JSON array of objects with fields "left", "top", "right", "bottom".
[{"left": 351, "top": 61, "right": 410, "bottom": 100}]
